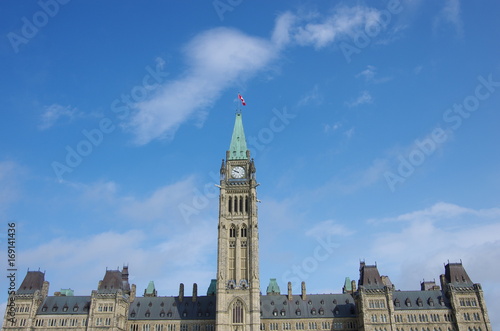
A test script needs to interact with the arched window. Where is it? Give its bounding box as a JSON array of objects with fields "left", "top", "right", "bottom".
[
  {"left": 241, "top": 225, "right": 247, "bottom": 237},
  {"left": 230, "top": 225, "right": 236, "bottom": 238},
  {"left": 232, "top": 301, "right": 244, "bottom": 324}
]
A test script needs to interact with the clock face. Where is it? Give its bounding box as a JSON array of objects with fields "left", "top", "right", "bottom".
[{"left": 231, "top": 166, "right": 245, "bottom": 179}]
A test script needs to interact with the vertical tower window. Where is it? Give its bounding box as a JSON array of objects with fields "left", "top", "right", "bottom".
[
  {"left": 230, "top": 225, "right": 236, "bottom": 238},
  {"left": 241, "top": 225, "right": 247, "bottom": 237},
  {"left": 245, "top": 196, "right": 249, "bottom": 213},
  {"left": 228, "top": 197, "right": 232, "bottom": 213},
  {"left": 239, "top": 196, "right": 243, "bottom": 213},
  {"left": 232, "top": 301, "right": 244, "bottom": 324}
]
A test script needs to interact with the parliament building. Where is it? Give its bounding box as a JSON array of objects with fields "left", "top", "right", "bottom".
[{"left": 2, "top": 112, "right": 492, "bottom": 331}]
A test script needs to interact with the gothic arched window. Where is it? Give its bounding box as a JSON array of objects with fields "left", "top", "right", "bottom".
[{"left": 232, "top": 301, "right": 244, "bottom": 324}]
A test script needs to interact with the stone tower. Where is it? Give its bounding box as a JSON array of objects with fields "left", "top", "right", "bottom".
[{"left": 215, "top": 111, "right": 260, "bottom": 331}]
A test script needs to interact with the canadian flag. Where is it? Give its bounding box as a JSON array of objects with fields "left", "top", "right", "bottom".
[{"left": 238, "top": 94, "right": 246, "bottom": 106}]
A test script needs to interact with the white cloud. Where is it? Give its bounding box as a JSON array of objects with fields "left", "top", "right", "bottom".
[
  {"left": 356, "top": 65, "right": 377, "bottom": 81},
  {"left": 127, "top": 5, "right": 392, "bottom": 145},
  {"left": 119, "top": 176, "right": 199, "bottom": 222},
  {"left": 271, "top": 11, "right": 296, "bottom": 49},
  {"left": 355, "top": 65, "right": 391, "bottom": 83},
  {"left": 297, "top": 85, "right": 322, "bottom": 107},
  {"left": 38, "top": 104, "right": 82, "bottom": 130},
  {"left": 275, "top": 6, "right": 383, "bottom": 50},
  {"left": 127, "top": 28, "right": 277, "bottom": 145},
  {"left": 433, "top": 0, "right": 464, "bottom": 38},
  {"left": 323, "top": 122, "right": 341, "bottom": 134},
  {"left": 345, "top": 90, "right": 373, "bottom": 107},
  {"left": 18, "top": 224, "right": 216, "bottom": 297},
  {"left": 372, "top": 201, "right": 489, "bottom": 224},
  {"left": 305, "top": 219, "right": 354, "bottom": 238},
  {"left": 365, "top": 202, "right": 500, "bottom": 325}
]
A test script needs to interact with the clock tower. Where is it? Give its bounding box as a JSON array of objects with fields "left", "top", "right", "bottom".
[{"left": 216, "top": 111, "right": 260, "bottom": 331}]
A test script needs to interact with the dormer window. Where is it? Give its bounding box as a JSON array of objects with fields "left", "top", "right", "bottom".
[{"left": 405, "top": 298, "right": 411, "bottom": 307}]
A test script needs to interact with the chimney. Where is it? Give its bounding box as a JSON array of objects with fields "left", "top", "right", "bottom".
[
  {"left": 351, "top": 280, "right": 356, "bottom": 292},
  {"left": 287, "top": 282, "right": 292, "bottom": 300},
  {"left": 439, "top": 274, "right": 446, "bottom": 290},
  {"left": 129, "top": 284, "right": 136, "bottom": 302},
  {"left": 192, "top": 283, "right": 198, "bottom": 302},
  {"left": 301, "top": 281, "right": 306, "bottom": 300},
  {"left": 179, "top": 283, "right": 184, "bottom": 302}
]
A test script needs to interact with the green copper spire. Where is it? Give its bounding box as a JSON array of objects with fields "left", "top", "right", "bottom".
[
  {"left": 266, "top": 278, "right": 281, "bottom": 295},
  {"left": 228, "top": 112, "right": 248, "bottom": 160}
]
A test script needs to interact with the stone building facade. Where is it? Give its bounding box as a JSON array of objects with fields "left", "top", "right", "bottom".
[{"left": 2, "top": 112, "right": 492, "bottom": 331}]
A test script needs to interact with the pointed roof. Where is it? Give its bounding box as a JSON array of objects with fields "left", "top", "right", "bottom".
[
  {"left": 18, "top": 270, "right": 45, "bottom": 294},
  {"left": 144, "top": 281, "right": 157, "bottom": 297},
  {"left": 207, "top": 279, "right": 216, "bottom": 296},
  {"left": 343, "top": 277, "right": 352, "bottom": 292},
  {"left": 444, "top": 262, "right": 473, "bottom": 287},
  {"left": 98, "top": 268, "right": 130, "bottom": 294},
  {"left": 228, "top": 112, "right": 248, "bottom": 160},
  {"left": 266, "top": 278, "right": 281, "bottom": 295},
  {"left": 358, "top": 262, "right": 384, "bottom": 289}
]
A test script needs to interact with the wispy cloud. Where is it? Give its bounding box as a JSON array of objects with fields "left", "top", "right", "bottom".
[
  {"left": 297, "top": 85, "right": 322, "bottom": 107},
  {"left": 127, "top": 28, "right": 277, "bottom": 145},
  {"left": 19, "top": 224, "right": 216, "bottom": 295},
  {"left": 355, "top": 65, "right": 391, "bottom": 83},
  {"left": 370, "top": 202, "right": 500, "bottom": 224},
  {"left": 38, "top": 104, "right": 85, "bottom": 130},
  {"left": 433, "top": 0, "right": 464, "bottom": 38},
  {"left": 366, "top": 202, "right": 500, "bottom": 317},
  {"left": 345, "top": 90, "right": 373, "bottom": 107},
  {"left": 276, "top": 6, "right": 383, "bottom": 49},
  {"left": 127, "top": 5, "right": 391, "bottom": 145},
  {"left": 306, "top": 219, "right": 354, "bottom": 238}
]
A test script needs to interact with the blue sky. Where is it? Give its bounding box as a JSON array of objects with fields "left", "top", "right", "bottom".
[{"left": 1, "top": 0, "right": 500, "bottom": 327}]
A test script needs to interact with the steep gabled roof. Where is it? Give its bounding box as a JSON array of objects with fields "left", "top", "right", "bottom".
[
  {"left": 445, "top": 262, "right": 473, "bottom": 287},
  {"left": 98, "top": 268, "right": 130, "bottom": 294},
  {"left": 17, "top": 271, "right": 45, "bottom": 294},
  {"left": 358, "top": 262, "right": 384, "bottom": 289}
]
